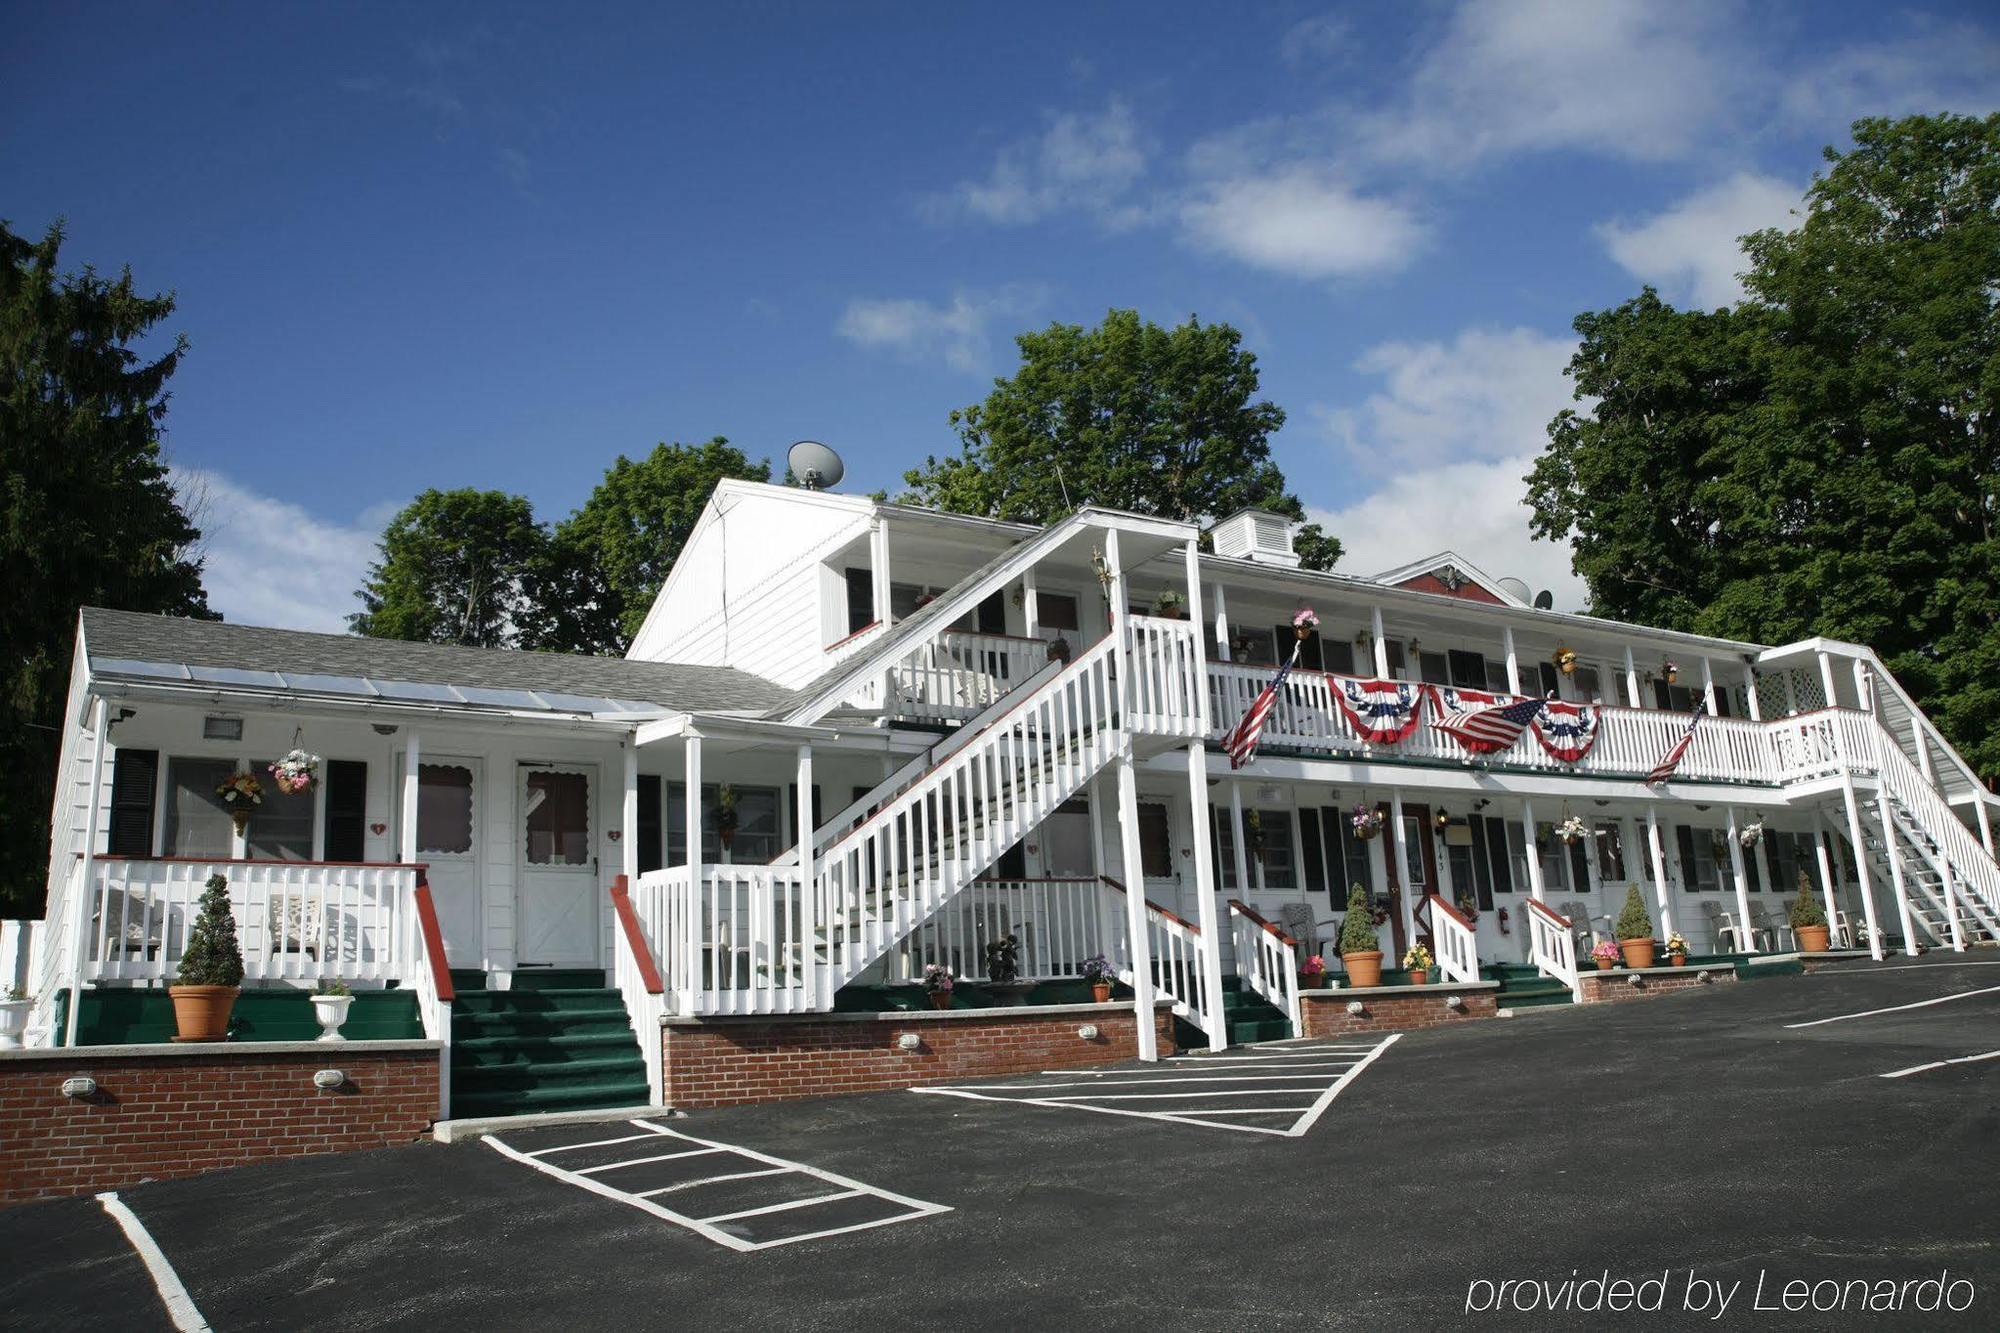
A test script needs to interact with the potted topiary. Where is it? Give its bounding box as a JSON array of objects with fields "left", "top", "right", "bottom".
[
  {"left": 310, "top": 978, "right": 354, "bottom": 1042},
  {"left": 1338, "top": 885, "right": 1383, "bottom": 987},
  {"left": 1401, "top": 943, "right": 1433, "bottom": 986},
  {"left": 1614, "top": 885, "right": 1656, "bottom": 969},
  {"left": 0, "top": 984, "right": 29, "bottom": 1050},
  {"left": 1790, "top": 872, "right": 1831, "bottom": 952},
  {"left": 170, "top": 874, "right": 244, "bottom": 1041},
  {"left": 1080, "top": 953, "right": 1115, "bottom": 1004},
  {"left": 922, "top": 963, "right": 954, "bottom": 1010}
]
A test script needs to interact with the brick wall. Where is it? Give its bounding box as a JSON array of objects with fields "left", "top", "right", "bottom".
[
  {"left": 1576, "top": 965, "right": 1736, "bottom": 1004},
  {"left": 0, "top": 1043, "right": 439, "bottom": 1206},
  {"left": 662, "top": 1004, "right": 1177, "bottom": 1110},
  {"left": 1299, "top": 985, "right": 1497, "bottom": 1038}
]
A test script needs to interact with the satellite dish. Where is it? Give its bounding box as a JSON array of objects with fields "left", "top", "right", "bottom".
[
  {"left": 788, "top": 440, "right": 844, "bottom": 491},
  {"left": 1533, "top": 589, "right": 1555, "bottom": 610},
  {"left": 1497, "top": 577, "right": 1531, "bottom": 604}
]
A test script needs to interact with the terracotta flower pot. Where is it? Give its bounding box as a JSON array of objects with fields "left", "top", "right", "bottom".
[
  {"left": 1669, "top": 955, "right": 1686, "bottom": 967},
  {"left": 927, "top": 992, "right": 951, "bottom": 1010},
  {"left": 1596, "top": 957, "right": 1617, "bottom": 971},
  {"left": 1091, "top": 982, "right": 1112, "bottom": 1003},
  {"left": 1343, "top": 950, "right": 1383, "bottom": 988},
  {"left": 1299, "top": 972, "right": 1324, "bottom": 991},
  {"left": 1797, "top": 924, "right": 1830, "bottom": 953},
  {"left": 1619, "top": 939, "right": 1657, "bottom": 970},
  {"left": 1405, "top": 969, "right": 1427, "bottom": 987},
  {"left": 168, "top": 985, "right": 239, "bottom": 1042}
]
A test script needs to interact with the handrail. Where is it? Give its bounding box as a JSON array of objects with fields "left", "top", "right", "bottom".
[
  {"left": 1099, "top": 875, "right": 1200, "bottom": 933},
  {"left": 1426, "top": 893, "right": 1475, "bottom": 931},
  {"left": 412, "top": 871, "right": 455, "bottom": 1003},
  {"left": 823, "top": 620, "right": 882, "bottom": 652},
  {"left": 1422, "top": 893, "right": 1479, "bottom": 986},
  {"left": 609, "top": 875, "right": 664, "bottom": 994},
  {"left": 1227, "top": 898, "right": 1299, "bottom": 948},
  {"left": 1228, "top": 899, "right": 1301, "bottom": 1038},
  {"left": 1522, "top": 896, "right": 1570, "bottom": 930},
  {"left": 1523, "top": 896, "right": 1580, "bottom": 1003}
]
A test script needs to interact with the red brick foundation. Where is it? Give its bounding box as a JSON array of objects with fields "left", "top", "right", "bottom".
[
  {"left": 1576, "top": 963, "right": 1736, "bottom": 1004},
  {"left": 0, "top": 1041, "right": 440, "bottom": 1206},
  {"left": 662, "top": 1002, "right": 1177, "bottom": 1110},
  {"left": 1299, "top": 983, "right": 1498, "bottom": 1037}
]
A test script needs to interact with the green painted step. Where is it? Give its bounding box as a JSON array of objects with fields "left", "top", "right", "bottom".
[
  {"left": 508, "top": 969, "right": 612, "bottom": 991},
  {"left": 447, "top": 978, "right": 647, "bottom": 1119},
  {"left": 451, "top": 988, "right": 635, "bottom": 1015},
  {"left": 453, "top": 1054, "right": 647, "bottom": 1086},
  {"left": 449, "top": 1078, "right": 653, "bottom": 1118},
  {"left": 452, "top": 1030, "right": 643, "bottom": 1066},
  {"left": 448, "top": 968, "right": 487, "bottom": 994}
]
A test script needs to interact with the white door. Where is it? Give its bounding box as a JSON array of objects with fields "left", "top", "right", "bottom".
[
  {"left": 410, "top": 756, "right": 482, "bottom": 965},
  {"left": 517, "top": 764, "right": 600, "bottom": 967}
]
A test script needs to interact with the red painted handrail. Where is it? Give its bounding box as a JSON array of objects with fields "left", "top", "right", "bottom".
[
  {"left": 1098, "top": 875, "right": 1201, "bottom": 934},
  {"left": 1227, "top": 898, "right": 1298, "bottom": 948},
  {"left": 823, "top": 620, "right": 883, "bottom": 652},
  {"left": 1426, "top": 893, "right": 1475, "bottom": 931},
  {"left": 1522, "top": 896, "right": 1571, "bottom": 930},
  {"left": 609, "top": 874, "right": 665, "bottom": 995},
  {"left": 412, "top": 870, "right": 455, "bottom": 1003}
]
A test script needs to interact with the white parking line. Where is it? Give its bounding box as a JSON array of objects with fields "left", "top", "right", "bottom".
[
  {"left": 1785, "top": 984, "right": 2000, "bottom": 1029},
  {"left": 486, "top": 1119, "right": 950, "bottom": 1251},
  {"left": 1880, "top": 1049, "right": 2000, "bottom": 1079},
  {"left": 96, "top": 1193, "right": 212, "bottom": 1333}
]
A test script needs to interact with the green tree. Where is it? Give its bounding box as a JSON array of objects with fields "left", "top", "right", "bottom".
[
  {"left": 902, "top": 309, "right": 1340, "bottom": 569},
  {"left": 530, "top": 439, "right": 770, "bottom": 655},
  {"left": 1527, "top": 114, "right": 2000, "bottom": 781},
  {"left": 1, "top": 219, "right": 211, "bottom": 916},
  {"left": 350, "top": 489, "right": 547, "bottom": 648}
]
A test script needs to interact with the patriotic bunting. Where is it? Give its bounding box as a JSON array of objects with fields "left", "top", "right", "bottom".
[
  {"left": 1430, "top": 686, "right": 1543, "bottom": 754},
  {"left": 1532, "top": 700, "right": 1601, "bottom": 763},
  {"left": 1332, "top": 677, "right": 1427, "bottom": 744}
]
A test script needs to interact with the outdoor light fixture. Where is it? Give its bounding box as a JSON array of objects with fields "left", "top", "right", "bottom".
[
  {"left": 202, "top": 714, "right": 243, "bottom": 741},
  {"left": 1077, "top": 1024, "right": 1100, "bottom": 1041},
  {"left": 61, "top": 1077, "right": 96, "bottom": 1099},
  {"left": 372, "top": 723, "right": 399, "bottom": 736},
  {"left": 1434, "top": 810, "right": 1450, "bottom": 831},
  {"left": 1446, "top": 994, "right": 1465, "bottom": 1011},
  {"left": 1345, "top": 1000, "right": 1366, "bottom": 1016},
  {"left": 896, "top": 1033, "right": 921, "bottom": 1052},
  {"left": 313, "top": 1069, "right": 347, "bottom": 1090},
  {"left": 1627, "top": 974, "right": 1644, "bottom": 989}
]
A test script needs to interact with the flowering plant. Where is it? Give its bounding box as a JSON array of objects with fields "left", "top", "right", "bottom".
[
  {"left": 1080, "top": 954, "right": 1115, "bottom": 985},
  {"left": 268, "top": 748, "right": 321, "bottom": 796},
  {"left": 215, "top": 772, "right": 263, "bottom": 807},
  {"left": 1738, "top": 821, "right": 1765, "bottom": 848},
  {"left": 1455, "top": 895, "right": 1479, "bottom": 923},
  {"left": 921, "top": 963, "right": 954, "bottom": 995},
  {"left": 1300, "top": 954, "right": 1326, "bottom": 978},
  {"left": 1557, "top": 814, "right": 1590, "bottom": 844},
  {"left": 1401, "top": 943, "right": 1432, "bottom": 972},
  {"left": 1663, "top": 932, "right": 1689, "bottom": 958},
  {"left": 1292, "top": 606, "right": 1320, "bottom": 634},
  {"left": 1553, "top": 646, "right": 1578, "bottom": 674},
  {"left": 1591, "top": 940, "right": 1619, "bottom": 965},
  {"left": 1351, "top": 803, "right": 1383, "bottom": 837}
]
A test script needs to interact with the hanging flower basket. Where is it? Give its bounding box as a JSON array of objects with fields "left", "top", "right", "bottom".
[
  {"left": 215, "top": 773, "right": 263, "bottom": 836},
  {"left": 1738, "top": 821, "right": 1765, "bottom": 848},
  {"left": 1557, "top": 814, "right": 1589, "bottom": 845},
  {"left": 1663, "top": 660, "right": 1680, "bottom": 685},
  {"left": 1292, "top": 606, "right": 1320, "bottom": 642},
  {"left": 269, "top": 748, "right": 322, "bottom": 796},
  {"left": 1553, "top": 646, "right": 1578, "bottom": 675},
  {"left": 1350, "top": 803, "right": 1383, "bottom": 840}
]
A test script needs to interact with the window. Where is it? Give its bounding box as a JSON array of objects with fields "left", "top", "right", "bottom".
[
  {"left": 1042, "top": 799, "right": 1094, "bottom": 877},
  {"left": 1484, "top": 659, "right": 1514, "bottom": 694},
  {"left": 1573, "top": 664, "right": 1605, "bottom": 703},
  {"left": 1418, "top": 651, "right": 1450, "bottom": 685},
  {"left": 163, "top": 758, "right": 237, "bottom": 857},
  {"left": 1400, "top": 816, "right": 1429, "bottom": 891},
  {"left": 248, "top": 760, "right": 316, "bottom": 860},
  {"left": 1595, "top": 822, "right": 1627, "bottom": 881},
  {"left": 1320, "top": 639, "right": 1356, "bottom": 676},
  {"left": 1136, "top": 803, "right": 1174, "bottom": 879},
  {"left": 1231, "top": 625, "right": 1277, "bottom": 667},
  {"left": 417, "top": 764, "right": 475, "bottom": 855},
  {"left": 1278, "top": 626, "right": 1326, "bottom": 671},
  {"left": 1382, "top": 640, "right": 1408, "bottom": 679},
  {"left": 1537, "top": 662, "right": 1561, "bottom": 698},
  {"left": 1252, "top": 809, "right": 1295, "bottom": 890},
  {"left": 890, "top": 582, "right": 937, "bottom": 620},
  {"left": 1039, "top": 592, "right": 1080, "bottom": 632},
  {"left": 524, "top": 770, "right": 590, "bottom": 866},
  {"left": 1535, "top": 825, "right": 1572, "bottom": 892},
  {"left": 1212, "top": 806, "right": 1239, "bottom": 890},
  {"left": 322, "top": 761, "right": 368, "bottom": 862},
  {"left": 1448, "top": 650, "right": 1488, "bottom": 689},
  {"left": 1654, "top": 679, "right": 1699, "bottom": 712},
  {"left": 1674, "top": 826, "right": 1724, "bottom": 893},
  {"left": 1505, "top": 821, "right": 1530, "bottom": 894},
  {"left": 843, "top": 568, "right": 874, "bottom": 633},
  {"left": 668, "top": 783, "right": 781, "bottom": 864}
]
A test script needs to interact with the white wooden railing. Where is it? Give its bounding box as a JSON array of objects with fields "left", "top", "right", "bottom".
[
  {"left": 886, "top": 630, "right": 1055, "bottom": 724},
  {"left": 1228, "top": 899, "right": 1301, "bottom": 1037},
  {"left": 408, "top": 871, "right": 455, "bottom": 1117},
  {"left": 77, "top": 857, "right": 421, "bottom": 985},
  {"left": 1422, "top": 894, "right": 1480, "bottom": 986},
  {"left": 609, "top": 874, "right": 666, "bottom": 1098},
  {"left": 1104, "top": 877, "right": 1216, "bottom": 1038},
  {"left": 889, "top": 878, "right": 1109, "bottom": 983},
  {"left": 1524, "top": 898, "right": 1581, "bottom": 1003},
  {"left": 1126, "top": 614, "right": 1207, "bottom": 737},
  {"left": 1873, "top": 731, "right": 2000, "bottom": 935}
]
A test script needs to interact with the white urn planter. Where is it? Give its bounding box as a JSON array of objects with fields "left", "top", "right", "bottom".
[
  {"left": 0, "top": 998, "right": 31, "bottom": 1050},
  {"left": 310, "top": 993, "right": 354, "bottom": 1042}
]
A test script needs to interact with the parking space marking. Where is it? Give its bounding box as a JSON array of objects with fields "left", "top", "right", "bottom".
[
  {"left": 912, "top": 1034, "right": 1400, "bottom": 1137},
  {"left": 1784, "top": 983, "right": 2000, "bottom": 1028},
  {"left": 95, "top": 1192, "right": 212, "bottom": 1333},
  {"left": 486, "top": 1119, "right": 950, "bottom": 1252},
  {"left": 1880, "top": 1048, "right": 2000, "bottom": 1079}
]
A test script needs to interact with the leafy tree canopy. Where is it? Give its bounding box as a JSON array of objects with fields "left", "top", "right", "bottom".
[
  {"left": 350, "top": 488, "right": 546, "bottom": 648},
  {"left": 902, "top": 309, "right": 1341, "bottom": 570},
  {"left": 1527, "top": 113, "right": 2000, "bottom": 782},
  {"left": 0, "top": 219, "right": 211, "bottom": 915}
]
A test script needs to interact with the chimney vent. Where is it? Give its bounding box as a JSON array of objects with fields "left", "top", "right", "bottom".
[{"left": 1210, "top": 509, "right": 1301, "bottom": 568}]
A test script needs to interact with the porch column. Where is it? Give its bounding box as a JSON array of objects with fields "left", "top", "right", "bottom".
[
  {"left": 1228, "top": 780, "right": 1253, "bottom": 899},
  {"left": 1817, "top": 650, "right": 1841, "bottom": 711},
  {"left": 1105, "top": 529, "right": 1131, "bottom": 702},
  {"left": 400, "top": 729, "right": 421, "bottom": 865},
  {"left": 1390, "top": 791, "right": 1417, "bottom": 947},
  {"left": 1504, "top": 626, "right": 1522, "bottom": 695},
  {"left": 1114, "top": 752, "right": 1160, "bottom": 1061},
  {"left": 1644, "top": 807, "right": 1675, "bottom": 944},
  {"left": 797, "top": 743, "right": 823, "bottom": 1004},
  {"left": 1087, "top": 775, "right": 1112, "bottom": 963},
  {"left": 1519, "top": 798, "right": 1546, "bottom": 902},
  {"left": 1743, "top": 667, "right": 1762, "bottom": 722},
  {"left": 1022, "top": 567, "right": 1039, "bottom": 639},
  {"left": 66, "top": 695, "right": 111, "bottom": 1047},
  {"left": 1783, "top": 670, "right": 1800, "bottom": 716},
  {"left": 1873, "top": 790, "right": 1921, "bottom": 957},
  {"left": 1838, "top": 775, "right": 1885, "bottom": 961},
  {"left": 1182, "top": 539, "right": 1210, "bottom": 735},
  {"left": 1812, "top": 817, "right": 1843, "bottom": 941},
  {"left": 1941, "top": 845, "right": 1967, "bottom": 953},
  {"left": 684, "top": 736, "right": 703, "bottom": 871},
  {"left": 1184, "top": 744, "right": 1226, "bottom": 1051},
  {"left": 1211, "top": 582, "right": 1231, "bottom": 662},
  {"left": 621, "top": 738, "right": 640, "bottom": 884},
  {"left": 1700, "top": 657, "right": 1718, "bottom": 716},
  {"left": 1724, "top": 807, "right": 1756, "bottom": 955},
  {"left": 1623, "top": 646, "right": 1641, "bottom": 708},
  {"left": 1852, "top": 659, "right": 1874, "bottom": 715},
  {"left": 869, "top": 516, "right": 891, "bottom": 627},
  {"left": 1370, "top": 607, "right": 1389, "bottom": 677}
]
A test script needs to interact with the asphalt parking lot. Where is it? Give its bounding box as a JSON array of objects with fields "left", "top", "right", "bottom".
[{"left": 4, "top": 955, "right": 1997, "bottom": 1331}]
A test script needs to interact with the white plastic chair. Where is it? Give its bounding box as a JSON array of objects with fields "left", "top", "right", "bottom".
[
  {"left": 1701, "top": 900, "right": 1754, "bottom": 953},
  {"left": 1750, "top": 902, "right": 1794, "bottom": 952}
]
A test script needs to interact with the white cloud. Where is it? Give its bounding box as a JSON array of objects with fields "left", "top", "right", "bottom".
[
  {"left": 1305, "top": 326, "right": 1586, "bottom": 608},
  {"left": 835, "top": 287, "right": 1042, "bottom": 372},
  {"left": 942, "top": 99, "right": 1149, "bottom": 227},
  {"left": 1178, "top": 167, "right": 1424, "bottom": 279},
  {"left": 1360, "top": 0, "right": 1746, "bottom": 169},
  {"left": 1780, "top": 24, "right": 2000, "bottom": 130},
  {"left": 173, "top": 468, "right": 385, "bottom": 633},
  {"left": 1595, "top": 173, "right": 1799, "bottom": 309},
  {"left": 1281, "top": 13, "right": 1351, "bottom": 68}
]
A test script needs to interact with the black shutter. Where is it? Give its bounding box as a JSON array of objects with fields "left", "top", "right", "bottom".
[
  {"left": 321, "top": 760, "right": 368, "bottom": 862},
  {"left": 1675, "top": 826, "right": 1698, "bottom": 889},
  {"left": 1481, "top": 816, "right": 1513, "bottom": 896},
  {"left": 1468, "top": 815, "right": 1495, "bottom": 910},
  {"left": 1211, "top": 804, "right": 1235, "bottom": 891},
  {"left": 1567, "top": 838, "right": 1590, "bottom": 896},
  {"left": 637, "top": 775, "right": 663, "bottom": 874},
  {"left": 1537, "top": 662, "right": 1561, "bottom": 697},
  {"left": 1299, "top": 807, "right": 1326, "bottom": 895},
  {"left": 1448, "top": 650, "right": 1486, "bottom": 688},
  {"left": 1743, "top": 842, "right": 1761, "bottom": 892},
  {"left": 844, "top": 568, "right": 874, "bottom": 633},
  {"left": 977, "top": 592, "right": 1007, "bottom": 634},
  {"left": 107, "top": 748, "right": 158, "bottom": 856}
]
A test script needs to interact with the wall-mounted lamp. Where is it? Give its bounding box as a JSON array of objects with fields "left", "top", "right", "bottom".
[
  {"left": 1077, "top": 1024, "right": 1101, "bottom": 1041},
  {"left": 896, "top": 1033, "right": 922, "bottom": 1052},
  {"left": 313, "top": 1069, "right": 347, "bottom": 1090},
  {"left": 1345, "top": 1000, "right": 1366, "bottom": 1016},
  {"left": 372, "top": 723, "right": 399, "bottom": 736},
  {"left": 61, "top": 1076, "right": 97, "bottom": 1099}
]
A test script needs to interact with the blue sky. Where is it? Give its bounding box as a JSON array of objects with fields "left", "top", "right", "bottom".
[{"left": 7, "top": 2, "right": 1998, "bottom": 630}]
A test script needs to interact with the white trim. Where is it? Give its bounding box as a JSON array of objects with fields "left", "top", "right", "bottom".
[
  {"left": 1371, "top": 551, "right": 1527, "bottom": 607},
  {"left": 96, "top": 1192, "right": 212, "bottom": 1332}
]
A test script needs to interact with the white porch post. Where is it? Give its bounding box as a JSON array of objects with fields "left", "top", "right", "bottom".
[
  {"left": 1644, "top": 807, "right": 1674, "bottom": 944},
  {"left": 1838, "top": 778, "right": 1884, "bottom": 961},
  {"left": 1088, "top": 775, "right": 1112, "bottom": 963},
  {"left": 1724, "top": 807, "right": 1756, "bottom": 955},
  {"left": 1812, "top": 817, "right": 1843, "bottom": 941},
  {"left": 1623, "top": 646, "right": 1641, "bottom": 707},
  {"left": 1211, "top": 581, "right": 1231, "bottom": 662},
  {"left": 1873, "top": 790, "right": 1920, "bottom": 957},
  {"left": 66, "top": 696, "right": 111, "bottom": 1048},
  {"left": 1390, "top": 791, "right": 1417, "bottom": 948},
  {"left": 796, "top": 742, "right": 823, "bottom": 1003},
  {"left": 1114, "top": 752, "right": 1160, "bottom": 1061},
  {"left": 869, "top": 517, "right": 891, "bottom": 627},
  {"left": 1370, "top": 607, "right": 1389, "bottom": 678},
  {"left": 1022, "top": 568, "right": 1039, "bottom": 639},
  {"left": 1228, "top": 780, "right": 1252, "bottom": 900},
  {"left": 1520, "top": 798, "right": 1546, "bottom": 902},
  {"left": 1817, "top": 651, "right": 1841, "bottom": 711},
  {"left": 1941, "top": 844, "right": 1966, "bottom": 953},
  {"left": 1504, "top": 626, "right": 1522, "bottom": 696},
  {"left": 1743, "top": 667, "right": 1762, "bottom": 722},
  {"left": 1184, "top": 744, "right": 1227, "bottom": 1051},
  {"left": 1183, "top": 540, "right": 1210, "bottom": 735},
  {"left": 1700, "top": 657, "right": 1718, "bottom": 716},
  {"left": 400, "top": 729, "right": 422, "bottom": 866},
  {"left": 621, "top": 738, "right": 640, "bottom": 884},
  {"left": 1105, "top": 529, "right": 1130, "bottom": 688},
  {"left": 1909, "top": 716, "right": 1935, "bottom": 787},
  {"left": 1783, "top": 670, "right": 1800, "bottom": 716},
  {"left": 683, "top": 734, "right": 705, "bottom": 1002}
]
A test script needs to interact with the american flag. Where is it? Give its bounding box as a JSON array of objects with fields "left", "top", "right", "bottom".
[
  {"left": 1433, "top": 690, "right": 1545, "bottom": 755},
  {"left": 1645, "top": 707, "right": 1705, "bottom": 785},
  {"left": 1221, "top": 647, "right": 1297, "bottom": 769}
]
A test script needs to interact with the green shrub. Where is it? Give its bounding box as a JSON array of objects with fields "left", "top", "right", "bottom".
[
  {"left": 1337, "top": 885, "right": 1379, "bottom": 954},
  {"left": 1789, "top": 872, "right": 1828, "bottom": 929},
  {"left": 177, "top": 874, "right": 245, "bottom": 988},
  {"left": 1613, "top": 885, "right": 1653, "bottom": 942}
]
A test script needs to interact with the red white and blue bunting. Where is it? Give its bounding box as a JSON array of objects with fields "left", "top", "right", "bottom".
[
  {"left": 1532, "top": 699, "right": 1601, "bottom": 763},
  {"left": 1331, "top": 676, "right": 1426, "bottom": 744}
]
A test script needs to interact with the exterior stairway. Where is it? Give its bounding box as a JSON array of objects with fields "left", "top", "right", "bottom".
[
  {"left": 1488, "top": 962, "right": 1574, "bottom": 1009},
  {"left": 449, "top": 969, "right": 650, "bottom": 1119}
]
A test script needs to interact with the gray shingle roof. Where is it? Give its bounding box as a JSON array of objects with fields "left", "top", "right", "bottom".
[{"left": 80, "top": 608, "right": 797, "bottom": 715}]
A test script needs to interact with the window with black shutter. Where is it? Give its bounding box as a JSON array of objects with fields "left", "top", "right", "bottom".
[
  {"left": 1275, "top": 627, "right": 1325, "bottom": 671},
  {"left": 1448, "top": 650, "right": 1488, "bottom": 688},
  {"left": 1468, "top": 815, "right": 1495, "bottom": 910},
  {"left": 322, "top": 760, "right": 368, "bottom": 862},
  {"left": 844, "top": 568, "right": 874, "bottom": 633},
  {"left": 637, "top": 774, "right": 663, "bottom": 874},
  {"left": 977, "top": 592, "right": 1007, "bottom": 634},
  {"left": 1299, "top": 807, "right": 1326, "bottom": 894},
  {"left": 107, "top": 748, "right": 159, "bottom": 856},
  {"left": 1566, "top": 837, "right": 1591, "bottom": 895},
  {"left": 1537, "top": 661, "right": 1561, "bottom": 698}
]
